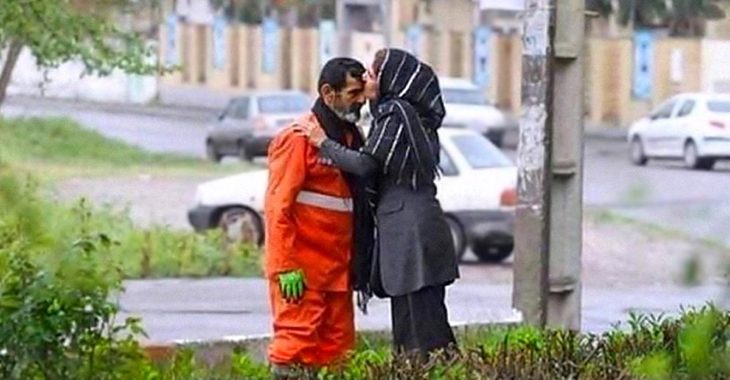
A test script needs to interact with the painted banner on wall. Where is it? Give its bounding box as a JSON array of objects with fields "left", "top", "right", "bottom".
[
  {"left": 262, "top": 17, "right": 279, "bottom": 73},
  {"left": 319, "top": 20, "right": 336, "bottom": 67},
  {"left": 633, "top": 30, "right": 654, "bottom": 100},
  {"left": 473, "top": 26, "right": 491, "bottom": 89},
  {"left": 405, "top": 24, "right": 423, "bottom": 58},
  {"left": 212, "top": 15, "right": 227, "bottom": 70},
  {"left": 165, "top": 14, "right": 178, "bottom": 66}
]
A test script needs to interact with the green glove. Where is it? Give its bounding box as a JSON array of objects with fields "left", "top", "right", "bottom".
[{"left": 278, "top": 269, "right": 305, "bottom": 301}]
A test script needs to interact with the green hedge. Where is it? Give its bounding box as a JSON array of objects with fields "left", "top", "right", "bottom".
[{"left": 0, "top": 166, "right": 262, "bottom": 280}]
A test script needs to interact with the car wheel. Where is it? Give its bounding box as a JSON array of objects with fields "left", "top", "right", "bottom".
[
  {"left": 206, "top": 141, "right": 222, "bottom": 163},
  {"left": 445, "top": 216, "right": 467, "bottom": 262},
  {"left": 472, "top": 241, "right": 513, "bottom": 263},
  {"left": 683, "top": 141, "right": 714, "bottom": 170},
  {"left": 238, "top": 141, "right": 253, "bottom": 162},
  {"left": 218, "top": 207, "right": 264, "bottom": 246},
  {"left": 629, "top": 137, "right": 648, "bottom": 166}
]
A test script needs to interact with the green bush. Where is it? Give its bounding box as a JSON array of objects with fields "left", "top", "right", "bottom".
[
  {"left": 310, "top": 306, "right": 730, "bottom": 380},
  {"left": 0, "top": 233, "right": 146, "bottom": 379},
  {"left": 0, "top": 166, "right": 262, "bottom": 279}
]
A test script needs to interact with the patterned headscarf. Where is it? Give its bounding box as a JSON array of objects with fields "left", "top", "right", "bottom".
[
  {"left": 365, "top": 49, "right": 445, "bottom": 185},
  {"left": 377, "top": 49, "right": 445, "bottom": 131}
]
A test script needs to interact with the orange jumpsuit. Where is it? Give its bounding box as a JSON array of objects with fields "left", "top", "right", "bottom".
[{"left": 264, "top": 112, "right": 356, "bottom": 367}]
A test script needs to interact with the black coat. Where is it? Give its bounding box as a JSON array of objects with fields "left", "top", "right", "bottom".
[{"left": 319, "top": 49, "right": 458, "bottom": 297}]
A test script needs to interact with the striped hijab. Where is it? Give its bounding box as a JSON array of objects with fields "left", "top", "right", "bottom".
[
  {"left": 363, "top": 49, "right": 445, "bottom": 188},
  {"left": 377, "top": 49, "right": 446, "bottom": 130}
]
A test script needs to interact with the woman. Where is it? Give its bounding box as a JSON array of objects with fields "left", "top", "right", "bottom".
[{"left": 298, "top": 48, "right": 459, "bottom": 356}]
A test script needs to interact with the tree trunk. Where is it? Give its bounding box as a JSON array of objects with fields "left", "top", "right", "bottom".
[{"left": 0, "top": 39, "right": 23, "bottom": 108}]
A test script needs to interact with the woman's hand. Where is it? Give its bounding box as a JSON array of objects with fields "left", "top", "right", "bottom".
[{"left": 293, "top": 124, "right": 327, "bottom": 148}]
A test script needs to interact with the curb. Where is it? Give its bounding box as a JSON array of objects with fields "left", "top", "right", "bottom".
[{"left": 141, "top": 315, "right": 523, "bottom": 366}]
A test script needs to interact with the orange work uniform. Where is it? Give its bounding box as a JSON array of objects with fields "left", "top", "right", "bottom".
[{"left": 264, "top": 112, "right": 356, "bottom": 367}]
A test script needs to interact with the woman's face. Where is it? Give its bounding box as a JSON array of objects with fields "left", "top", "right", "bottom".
[{"left": 363, "top": 64, "right": 379, "bottom": 101}]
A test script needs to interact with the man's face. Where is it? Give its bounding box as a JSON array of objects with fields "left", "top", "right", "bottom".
[{"left": 324, "top": 73, "right": 366, "bottom": 123}]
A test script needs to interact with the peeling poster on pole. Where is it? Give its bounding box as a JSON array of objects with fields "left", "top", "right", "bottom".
[
  {"left": 262, "top": 17, "right": 279, "bottom": 74},
  {"left": 523, "top": 9, "right": 549, "bottom": 56}
]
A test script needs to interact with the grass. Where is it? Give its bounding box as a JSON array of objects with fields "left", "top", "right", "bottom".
[
  {"left": 0, "top": 117, "right": 264, "bottom": 279},
  {"left": 0, "top": 116, "right": 253, "bottom": 180},
  {"left": 0, "top": 168, "right": 262, "bottom": 278}
]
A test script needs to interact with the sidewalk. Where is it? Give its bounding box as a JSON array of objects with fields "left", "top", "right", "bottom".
[{"left": 119, "top": 278, "right": 727, "bottom": 345}]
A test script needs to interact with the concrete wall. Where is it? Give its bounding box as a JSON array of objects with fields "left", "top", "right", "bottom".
[
  {"left": 587, "top": 37, "right": 704, "bottom": 126},
  {"left": 701, "top": 39, "right": 730, "bottom": 93},
  {"left": 6, "top": 47, "right": 157, "bottom": 104}
]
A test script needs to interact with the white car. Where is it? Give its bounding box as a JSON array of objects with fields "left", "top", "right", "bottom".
[
  {"left": 628, "top": 93, "right": 730, "bottom": 170},
  {"left": 188, "top": 128, "right": 518, "bottom": 262},
  {"left": 440, "top": 77, "right": 518, "bottom": 147}
]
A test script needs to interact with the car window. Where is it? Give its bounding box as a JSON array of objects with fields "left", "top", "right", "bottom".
[
  {"left": 676, "top": 100, "right": 695, "bottom": 118},
  {"left": 439, "top": 149, "right": 458, "bottom": 176},
  {"left": 226, "top": 98, "right": 249, "bottom": 119},
  {"left": 258, "top": 94, "right": 311, "bottom": 114},
  {"left": 441, "top": 89, "right": 486, "bottom": 105},
  {"left": 652, "top": 99, "right": 677, "bottom": 119},
  {"left": 707, "top": 100, "right": 730, "bottom": 113},
  {"left": 450, "top": 134, "right": 512, "bottom": 169}
]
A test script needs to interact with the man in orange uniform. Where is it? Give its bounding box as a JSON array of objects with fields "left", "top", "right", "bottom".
[{"left": 264, "top": 58, "right": 369, "bottom": 378}]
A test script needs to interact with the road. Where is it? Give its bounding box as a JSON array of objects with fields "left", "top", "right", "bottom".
[{"left": 6, "top": 99, "right": 730, "bottom": 245}]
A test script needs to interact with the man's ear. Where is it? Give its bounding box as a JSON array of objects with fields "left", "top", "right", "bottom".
[{"left": 320, "top": 83, "right": 335, "bottom": 105}]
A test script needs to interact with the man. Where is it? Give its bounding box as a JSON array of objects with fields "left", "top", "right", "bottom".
[{"left": 264, "top": 57, "right": 370, "bottom": 378}]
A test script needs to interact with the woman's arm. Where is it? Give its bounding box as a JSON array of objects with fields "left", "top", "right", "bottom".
[{"left": 319, "top": 139, "right": 379, "bottom": 177}]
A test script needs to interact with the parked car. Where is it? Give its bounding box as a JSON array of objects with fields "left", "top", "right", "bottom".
[
  {"left": 628, "top": 93, "right": 730, "bottom": 170},
  {"left": 205, "top": 91, "right": 313, "bottom": 162},
  {"left": 440, "top": 77, "right": 518, "bottom": 147},
  {"left": 189, "top": 128, "right": 518, "bottom": 263}
]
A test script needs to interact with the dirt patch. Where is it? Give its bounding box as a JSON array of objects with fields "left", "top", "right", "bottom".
[{"left": 53, "top": 174, "right": 213, "bottom": 230}]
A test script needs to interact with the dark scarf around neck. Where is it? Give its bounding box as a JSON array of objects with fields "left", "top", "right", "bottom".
[{"left": 311, "top": 98, "right": 374, "bottom": 295}]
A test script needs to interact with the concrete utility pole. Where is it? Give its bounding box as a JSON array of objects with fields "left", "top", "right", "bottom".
[{"left": 513, "top": 0, "right": 586, "bottom": 330}]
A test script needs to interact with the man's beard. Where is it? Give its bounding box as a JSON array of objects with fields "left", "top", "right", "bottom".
[{"left": 332, "top": 104, "right": 362, "bottom": 124}]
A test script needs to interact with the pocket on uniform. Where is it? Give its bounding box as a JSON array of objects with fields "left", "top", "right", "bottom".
[{"left": 377, "top": 199, "right": 404, "bottom": 215}]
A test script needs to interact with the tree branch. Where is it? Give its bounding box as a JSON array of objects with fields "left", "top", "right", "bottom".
[{"left": 0, "top": 39, "right": 23, "bottom": 108}]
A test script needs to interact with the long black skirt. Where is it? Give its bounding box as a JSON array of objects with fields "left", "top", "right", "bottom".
[{"left": 390, "top": 285, "right": 457, "bottom": 356}]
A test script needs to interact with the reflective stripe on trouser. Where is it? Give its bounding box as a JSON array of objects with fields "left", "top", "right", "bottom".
[
  {"left": 296, "top": 191, "right": 353, "bottom": 213},
  {"left": 268, "top": 282, "right": 355, "bottom": 366}
]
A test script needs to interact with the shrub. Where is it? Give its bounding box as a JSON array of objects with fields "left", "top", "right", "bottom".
[
  {"left": 0, "top": 167, "right": 262, "bottom": 279},
  {"left": 0, "top": 236, "right": 146, "bottom": 379}
]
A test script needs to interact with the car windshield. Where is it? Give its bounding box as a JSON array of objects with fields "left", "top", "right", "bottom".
[
  {"left": 707, "top": 100, "right": 730, "bottom": 113},
  {"left": 259, "top": 94, "right": 311, "bottom": 114},
  {"left": 442, "top": 88, "right": 486, "bottom": 105},
  {"left": 450, "top": 134, "right": 512, "bottom": 169}
]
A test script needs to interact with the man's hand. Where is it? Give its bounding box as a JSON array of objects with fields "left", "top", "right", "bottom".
[
  {"left": 278, "top": 269, "right": 305, "bottom": 302},
  {"left": 293, "top": 124, "right": 327, "bottom": 148}
]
